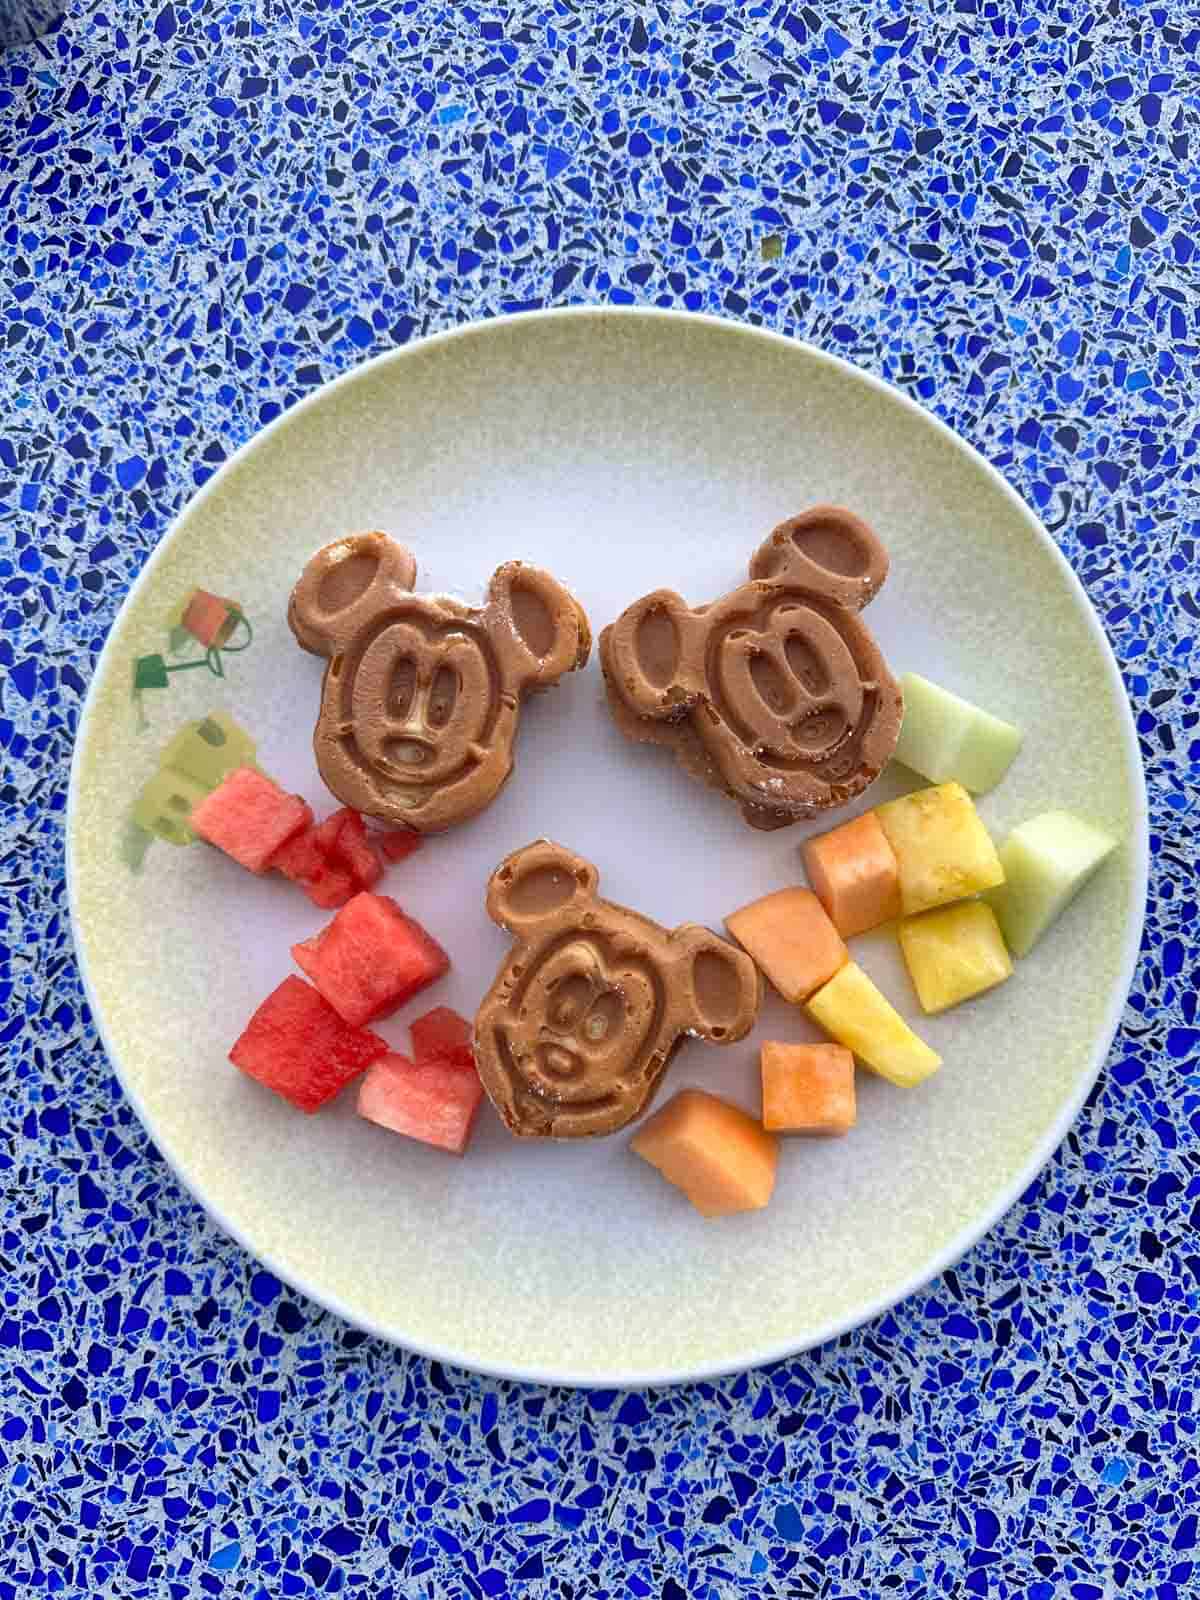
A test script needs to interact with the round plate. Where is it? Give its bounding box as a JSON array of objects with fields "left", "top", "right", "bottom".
[{"left": 68, "top": 309, "right": 1146, "bottom": 1386}]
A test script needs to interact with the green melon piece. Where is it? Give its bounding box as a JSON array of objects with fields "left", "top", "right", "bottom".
[
  {"left": 894, "top": 672, "right": 1022, "bottom": 794},
  {"left": 985, "top": 811, "right": 1116, "bottom": 958}
]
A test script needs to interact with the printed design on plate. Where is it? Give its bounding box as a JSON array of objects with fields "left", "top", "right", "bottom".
[
  {"left": 600, "top": 506, "right": 902, "bottom": 829},
  {"left": 121, "top": 710, "right": 260, "bottom": 871},
  {"left": 473, "top": 840, "right": 759, "bottom": 1139},
  {"left": 132, "top": 587, "right": 254, "bottom": 722},
  {"left": 288, "top": 531, "right": 589, "bottom": 832}
]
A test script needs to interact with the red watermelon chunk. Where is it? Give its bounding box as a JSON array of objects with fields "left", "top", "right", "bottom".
[
  {"left": 270, "top": 825, "right": 324, "bottom": 885},
  {"left": 268, "top": 808, "right": 384, "bottom": 908},
  {"left": 230, "top": 975, "right": 387, "bottom": 1112},
  {"left": 292, "top": 892, "right": 450, "bottom": 1026},
  {"left": 304, "top": 865, "right": 358, "bottom": 909},
  {"left": 357, "top": 1052, "right": 485, "bottom": 1155},
  {"left": 192, "top": 767, "right": 312, "bottom": 874},
  {"left": 314, "top": 808, "right": 383, "bottom": 891},
  {"left": 379, "top": 828, "right": 422, "bottom": 865},
  {"left": 271, "top": 824, "right": 356, "bottom": 909},
  {"left": 410, "top": 1005, "right": 474, "bottom": 1070}
]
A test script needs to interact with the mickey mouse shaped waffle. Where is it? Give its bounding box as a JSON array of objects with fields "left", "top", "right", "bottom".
[
  {"left": 474, "top": 840, "right": 761, "bottom": 1139},
  {"left": 600, "top": 506, "right": 903, "bottom": 830},
  {"left": 290, "top": 532, "right": 591, "bottom": 831}
]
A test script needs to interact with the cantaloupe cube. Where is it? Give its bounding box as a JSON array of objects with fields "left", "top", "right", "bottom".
[
  {"left": 874, "top": 782, "right": 1004, "bottom": 915},
  {"left": 985, "top": 810, "right": 1117, "bottom": 957},
  {"left": 806, "top": 962, "right": 941, "bottom": 1087},
  {"left": 894, "top": 672, "right": 1022, "bottom": 794},
  {"left": 801, "top": 812, "right": 901, "bottom": 937},
  {"left": 631, "top": 1089, "right": 778, "bottom": 1217},
  {"left": 898, "top": 901, "right": 1013, "bottom": 1014},
  {"left": 725, "top": 887, "right": 847, "bottom": 1004},
  {"left": 760, "top": 1042, "right": 855, "bottom": 1134}
]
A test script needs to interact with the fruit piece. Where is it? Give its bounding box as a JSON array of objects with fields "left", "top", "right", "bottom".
[
  {"left": 379, "top": 829, "right": 422, "bottom": 864},
  {"left": 269, "top": 809, "right": 384, "bottom": 908},
  {"left": 725, "top": 887, "right": 848, "bottom": 1004},
  {"left": 874, "top": 781, "right": 1004, "bottom": 915},
  {"left": 313, "top": 808, "right": 383, "bottom": 891},
  {"left": 270, "top": 825, "right": 325, "bottom": 885},
  {"left": 305, "top": 866, "right": 359, "bottom": 909},
  {"left": 801, "top": 811, "right": 901, "bottom": 937},
  {"left": 897, "top": 901, "right": 1013, "bottom": 1014},
  {"left": 760, "top": 1041, "right": 855, "bottom": 1135},
  {"left": 410, "top": 1006, "right": 474, "bottom": 1070},
  {"left": 631, "top": 1088, "right": 778, "bottom": 1218},
  {"left": 357, "top": 1052, "right": 485, "bottom": 1155},
  {"left": 985, "top": 810, "right": 1117, "bottom": 958},
  {"left": 292, "top": 891, "right": 450, "bottom": 1026},
  {"left": 229, "top": 975, "right": 388, "bottom": 1112},
  {"left": 806, "top": 962, "right": 941, "bottom": 1087},
  {"left": 191, "top": 766, "right": 313, "bottom": 874},
  {"left": 893, "top": 672, "right": 1022, "bottom": 794}
]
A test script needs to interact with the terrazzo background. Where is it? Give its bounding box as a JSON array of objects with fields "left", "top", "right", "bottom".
[{"left": 1, "top": 1, "right": 1198, "bottom": 1595}]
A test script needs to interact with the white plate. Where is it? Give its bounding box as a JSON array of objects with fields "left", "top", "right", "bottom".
[{"left": 68, "top": 309, "right": 1147, "bottom": 1385}]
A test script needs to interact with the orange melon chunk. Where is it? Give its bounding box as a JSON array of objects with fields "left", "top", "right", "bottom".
[
  {"left": 800, "top": 811, "right": 901, "bottom": 938},
  {"left": 724, "top": 887, "right": 848, "bottom": 1004},
  {"left": 631, "top": 1089, "right": 778, "bottom": 1217},
  {"left": 760, "top": 1041, "right": 856, "bottom": 1135}
]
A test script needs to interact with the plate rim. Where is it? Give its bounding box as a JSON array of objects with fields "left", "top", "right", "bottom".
[{"left": 66, "top": 305, "right": 1150, "bottom": 1387}]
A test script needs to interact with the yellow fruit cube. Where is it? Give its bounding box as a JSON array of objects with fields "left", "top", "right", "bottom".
[
  {"left": 897, "top": 901, "right": 1013, "bottom": 1014},
  {"left": 874, "top": 782, "right": 1004, "bottom": 915},
  {"left": 806, "top": 962, "right": 941, "bottom": 1088}
]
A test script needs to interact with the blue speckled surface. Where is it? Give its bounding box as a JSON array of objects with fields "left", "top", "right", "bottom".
[{"left": 2, "top": 3, "right": 1198, "bottom": 1595}]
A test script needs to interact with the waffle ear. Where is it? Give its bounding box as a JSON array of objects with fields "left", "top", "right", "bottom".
[
  {"left": 749, "top": 506, "right": 889, "bottom": 612},
  {"left": 486, "top": 839, "right": 600, "bottom": 936},
  {"left": 289, "top": 531, "right": 416, "bottom": 656}
]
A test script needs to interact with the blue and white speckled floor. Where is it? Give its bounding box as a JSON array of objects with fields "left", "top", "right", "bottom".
[{"left": 2, "top": 4, "right": 1198, "bottom": 1596}]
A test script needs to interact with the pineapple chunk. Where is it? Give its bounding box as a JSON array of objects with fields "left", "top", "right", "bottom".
[
  {"left": 894, "top": 672, "right": 1022, "bottom": 794},
  {"left": 986, "top": 811, "right": 1116, "bottom": 957},
  {"left": 806, "top": 962, "right": 941, "bottom": 1088},
  {"left": 875, "top": 782, "right": 1004, "bottom": 915},
  {"left": 897, "top": 901, "right": 1013, "bottom": 1014}
]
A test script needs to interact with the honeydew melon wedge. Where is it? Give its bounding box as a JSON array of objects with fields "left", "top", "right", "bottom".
[
  {"left": 985, "top": 810, "right": 1116, "bottom": 958},
  {"left": 894, "top": 672, "right": 1022, "bottom": 794}
]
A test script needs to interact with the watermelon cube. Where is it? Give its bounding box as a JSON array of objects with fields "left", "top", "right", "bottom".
[
  {"left": 305, "top": 865, "right": 359, "bottom": 909},
  {"left": 292, "top": 892, "right": 450, "bottom": 1026},
  {"left": 410, "top": 1005, "right": 474, "bottom": 1070},
  {"left": 230, "top": 975, "right": 388, "bottom": 1112},
  {"left": 270, "top": 825, "right": 324, "bottom": 885},
  {"left": 313, "top": 808, "right": 383, "bottom": 891},
  {"left": 191, "top": 767, "right": 313, "bottom": 874},
  {"left": 357, "top": 1052, "right": 485, "bottom": 1155},
  {"left": 268, "top": 808, "right": 384, "bottom": 909},
  {"left": 270, "top": 825, "right": 356, "bottom": 909},
  {"left": 379, "top": 828, "right": 422, "bottom": 865}
]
